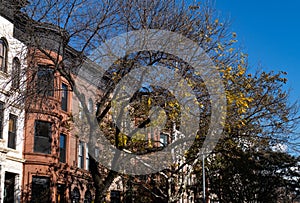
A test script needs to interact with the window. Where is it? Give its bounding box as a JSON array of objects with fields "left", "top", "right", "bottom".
[
  {"left": 56, "top": 184, "right": 66, "bottom": 203},
  {"left": 77, "top": 141, "right": 90, "bottom": 170},
  {"left": 95, "top": 147, "right": 100, "bottom": 159},
  {"left": 160, "top": 133, "right": 168, "bottom": 147},
  {"left": 31, "top": 176, "right": 50, "bottom": 203},
  {"left": 4, "top": 172, "right": 16, "bottom": 203},
  {"left": 88, "top": 98, "right": 93, "bottom": 113},
  {"left": 59, "top": 134, "right": 66, "bottom": 163},
  {"left": 85, "top": 143, "right": 89, "bottom": 170},
  {"left": 71, "top": 187, "right": 80, "bottom": 203},
  {"left": 34, "top": 120, "right": 52, "bottom": 154},
  {"left": 110, "top": 190, "right": 121, "bottom": 203},
  {"left": 0, "top": 102, "right": 4, "bottom": 139},
  {"left": 36, "top": 66, "right": 54, "bottom": 96},
  {"left": 78, "top": 141, "right": 84, "bottom": 169},
  {"left": 11, "top": 57, "right": 21, "bottom": 89},
  {"left": 78, "top": 103, "right": 83, "bottom": 119},
  {"left": 61, "top": 83, "right": 68, "bottom": 111},
  {"left": 8, "top": 114, "right": 17, "bottom": 149},
  {"left": 84, "top": 190, "right": 92, "bottom": 203},
  {"left": 0, "top": 38, "right": 8, "bottom": 72}
]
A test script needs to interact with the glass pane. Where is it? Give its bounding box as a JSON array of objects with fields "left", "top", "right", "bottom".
[
  {"left": 59, "top": 134, "right": 66, "bottom": 163},
  {"left": 88, "top": 98, "right": 93, "bottom": 113},
  {"left": 0, "top": 42, "right": 3, "bottom": 54},
  {"left": 60, "top": 134, "right": 65, "bottom": 148},
  {"left": 31, "top": 176, "right": 50, "bottom": 203},
  {"left": 61, "top": 83, "right": 68, "bottom": 111},
  {"left": 12, "top": 58, "right": 21, "bottom": 89},
  {"left": 0, "top": 102, "right": 4, "bottom": 139},
  {"left": 72, "top": 187, "right": 80, "bottom": 203},
  {"left": 34, "top": 137, "right": 51, "bottom": 154},
  {"left": 36, "top": 66, "right": 54, "bottom": 96},
  {"left": 4, "top": 172, "right": 15, "bottom": 203},
  {"left": 35, "top": 121, "right": 51, "bottom": 138},
  {"left": 8, "top": 132, "right": 16, "bottom": 149},
  {"left": 84, "top": 191, "right": 92, "bottom": 203},
  {"left": 57, "top": 184, "right": 66, "bottom": 203},
  {"left": 34, "top": 121, "right": 52, "bottom": 154},
  {"left": 8, "top": 115, "right": 17, "bottom": 149},
  {"left": 8, "top": 116, "right": 16, "bottom": 132}
]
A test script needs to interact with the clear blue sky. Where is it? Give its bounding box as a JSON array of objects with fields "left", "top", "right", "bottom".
[
  {"left": 212, "top": 0, "right": 300, "bottom": 153},
  {"left": 214, "top": 0, "right": 300, "bottom": 104}
]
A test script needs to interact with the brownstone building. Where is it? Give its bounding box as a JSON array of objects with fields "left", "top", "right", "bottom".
[
  {"left": 21, "top": 52, "right": 94, "bottom": 203},
  {"left": 0, "top": 1, "right": 95, "bottom": 202}
]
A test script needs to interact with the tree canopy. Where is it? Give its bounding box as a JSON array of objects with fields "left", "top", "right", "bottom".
[{"left": 3, "top": 0, "right": 300, "bottom": 202}]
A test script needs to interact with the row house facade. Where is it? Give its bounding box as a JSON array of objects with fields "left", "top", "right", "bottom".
[
  {"left": 0, "top": 1, "right": 95, "bottom": 202},
  {"left": 0, "top": 5, "right": 201, "bottom": 202},
  {"left": 22, "top": 50, "right": 94, "bottom": 203},
  {"left": 0, "top": 14, "right": 26, "bottom": 203},
  {"left": 1, "top": 1, "right": 209, "bottom": 203}
]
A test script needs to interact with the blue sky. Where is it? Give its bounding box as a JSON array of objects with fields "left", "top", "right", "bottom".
[
  {"left": 212, "top": 0, "right": 300, "bottom": 153},
  {"left": 214, "top": 0, "right": 300, "bottom": 104}
]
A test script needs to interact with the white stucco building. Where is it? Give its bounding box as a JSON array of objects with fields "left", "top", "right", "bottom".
[{"left": 0, "top": 15, "right": 26, "bottom": 203}]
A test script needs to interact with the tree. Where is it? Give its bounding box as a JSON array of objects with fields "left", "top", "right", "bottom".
[{"left": 2, "top": 0, "right": 300, "bottom": 202}]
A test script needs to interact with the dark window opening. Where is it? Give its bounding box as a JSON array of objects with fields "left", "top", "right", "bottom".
[
  {"left": 71, "top": 187, "right": 80, "bottom": 203},
  {"left": 61, "top": 83, "right": 68, "bottom": 111},
  {"left": 0, "top": 38, "right": 8, "bottom": 72},
  {"left": 57, "top": 184, "right": 66, "bottom": 203},
  {"left": 36, "top": 66, "right": 54, "bottom": 96},
  {"left": 34, "top": 120, "right": 52, "bottom": 154},
  {"left": 84, "top": 190, "right": 92, "bottom": 203},
  {"left": 4, "top": 172, "right": 16, "bottom": 203},
  {"left": 59, "top": 134, "right": 66, "bottom": 163},
  {"left": 11, "top": 57, "right": 21, "bottom": 89},
  {"left": 110, "top": 190, "right": 121, "bottom": 203},
  {"left": 8, "top": 114, "right": 17, "bottom": 149},
  {"left": 31, "top": 176, "right": 50, "bottom": 203},
  {"left": 0, "top": 102, "right": 4, "bottom": 139}
]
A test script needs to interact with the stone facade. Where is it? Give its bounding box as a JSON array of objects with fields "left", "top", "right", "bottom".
[{"left": 0, "top": 15, "right": 26, "bottom": 203}]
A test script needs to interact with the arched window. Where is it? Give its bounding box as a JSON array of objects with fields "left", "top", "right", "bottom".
[
  {"left": 84, "top": 190, "right": 92, "bottom": 203},
  {"left": 0, "top": 38, "right": 8, "bottom": 72},
  {"left": 71, "top": 187, "right": 80, "bottom": 203},
  {"left": 11, "top": 57, "right": 20, "bottom": 89}
]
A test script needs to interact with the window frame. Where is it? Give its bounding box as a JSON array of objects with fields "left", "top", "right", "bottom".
[
  {"left": 0, "top": 38, "right": 8, "bottom": 73},
  {"left": 85, "top": 143, "right": 89, "bottom": 170},
  {"left": 84, "top": 190, "right": 92, "bottom": 203},
  {"left": 36, "top": 65, "right": 54, "bottom": 97},
  {"left": 71, "top": 187, "right": 80, "bottom": 203},
  {"left": 34, "top": 120, "right": 52, "bottom": 154},
  {"left": 8, "top": 114, "right": 17, "bottom": 149},
  {"left": 4, "top": 172, "right": 16, "bottom": 203},
  {"left": 59, "top": 133, "right": 67, "bottom": 163},
  {"left": 56, "top": 184, "right": 66, "bottom": 203},
  {"left": 160, "top": 133, "right": 168, "bottom": 147},
  {"left": 88, "top": 98, "right": 93, "bottom": 113},
  {"left": 0, "top": 102, "right": 4, "bottom": 139},
  {"left": 31, "top": 176, "right": 51, "bottom": 203},
  {"left": 78, "top": 141, "right": 84, "bottom": 169},
  {"left": 61, "top": 83, "right": 68, "bottom": 111},
  {"left": 11, "top": 57, "right": 21, "bottom": 90},
  {"left": 110, "top": 190, "right": 121, "bottom": 203}
]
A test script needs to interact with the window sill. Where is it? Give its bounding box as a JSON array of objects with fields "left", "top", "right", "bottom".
[
  {"left": 7, "top": 147, "right": 18, "bottom": 152},
  {"left": 25, "top": 152, "right": 54, "bottom": 157}
]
